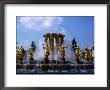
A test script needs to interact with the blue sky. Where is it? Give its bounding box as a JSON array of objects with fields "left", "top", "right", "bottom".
[{"left": 16, "top": 16, "right": 94, "bottom": 50}]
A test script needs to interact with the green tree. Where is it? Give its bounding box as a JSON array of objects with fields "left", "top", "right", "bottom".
[
  {"left": 31, "top": 41, "right": 37, "bottom": 53},
  {"left": 71, "top": 38, "right": 77, "bottom": 52}
]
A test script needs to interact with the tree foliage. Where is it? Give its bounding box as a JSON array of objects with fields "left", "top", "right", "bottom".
[
  {"left": 31, "top": 41, "right": 37, "bottom": 53},
  {"left": 71, "top": 38, "right": 77, "bottom": 52}
]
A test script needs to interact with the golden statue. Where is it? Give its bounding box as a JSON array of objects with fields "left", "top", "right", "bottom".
[
  {"left": 88, "top": 48, "right": 94, "bottom": 63},
  {"left": 59, "top": 44, "right": 66, "bottom": 60},
  {"left": 16, "top": 47, "right": 20, "bottom": 60},
  {"left": 16, "top": 47, "right": 24, "bottom": 60},
  {"left": 84, "top": 48, "right": 89, "bottom": 63},
  {"left": 16, "top": 47, "right": 24, "bottom": 64},
  {"left": 75, "top": 45, "right": 81, "bottom": 63},
  {"left": 47, "top": 33, "right": 54, "bottom": 52},
  {"left": 19, "top": 47, "right": 24, "bottom": 59},
  {"left": 28, "top": 47, "right": 33, "bottom": 58},
  {"left": 43, "top": 44, "right": 50, "bottom": 59}
]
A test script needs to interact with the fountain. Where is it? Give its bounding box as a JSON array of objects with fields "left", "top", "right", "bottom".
[{"left": 16, "top": 33, "right": 94, "bottom": 74}]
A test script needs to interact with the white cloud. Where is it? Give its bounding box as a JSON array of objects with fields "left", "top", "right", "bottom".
[{"left": 19, "top": 16, "right": 63, "bottom": 30}]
